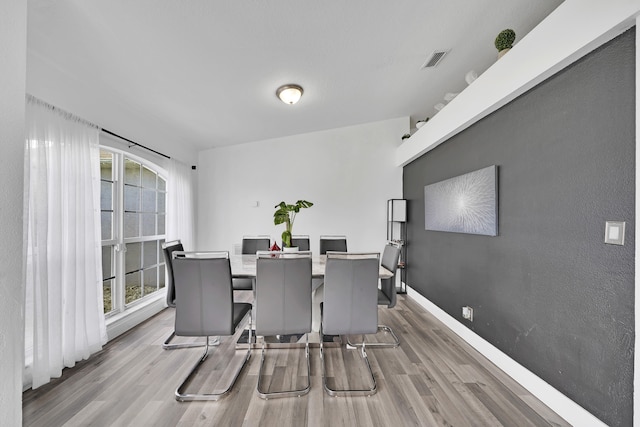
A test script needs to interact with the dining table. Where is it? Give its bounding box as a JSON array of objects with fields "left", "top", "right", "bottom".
[{"left": 230, "top": 253, "right": 394, "bottom": 280}]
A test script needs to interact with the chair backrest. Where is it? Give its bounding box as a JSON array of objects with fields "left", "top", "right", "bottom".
[
  {"left": 162, "top": 240, "right": 184, "bottom": 307},
  {"left": 255, "top": 251, "right": 312, "bottom": 336},
  {"left": 380, "top": 243, "right": 401, "bottom": 308},
  {"left": 242, "top": 236, "right": 271, "bottom": 254},
  {"left": 322, "top": 252, "right": 379, "bottom": 335},
  {"left": 289, "top": 235, "right": 310, "bottom": 251},
  {"left": 319, "top": 235, "right": 347, "bottom": 255},
  {"left": 171, "top": 251, "right": 236, "bottom": 336}
]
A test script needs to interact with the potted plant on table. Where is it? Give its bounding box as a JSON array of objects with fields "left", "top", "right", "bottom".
[{"left": 273, "top": 200, "right": 313, "bottom": 249}]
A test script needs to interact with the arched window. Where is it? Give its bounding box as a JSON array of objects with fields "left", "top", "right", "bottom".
[{"left": 100, "top": 148, "right": 167, "bottom": 315}]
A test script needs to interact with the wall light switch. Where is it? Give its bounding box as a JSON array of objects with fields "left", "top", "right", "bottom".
[
  {"left": 605, "top": 221, "right": 625, "bottom": 245},
  {"left": 462, "top": 306, "right": 473, "bottom": 321}
]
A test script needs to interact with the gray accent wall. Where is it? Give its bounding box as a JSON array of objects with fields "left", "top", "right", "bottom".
[{"left": 403, "top": 28, "right": 635, "bottom": 427}]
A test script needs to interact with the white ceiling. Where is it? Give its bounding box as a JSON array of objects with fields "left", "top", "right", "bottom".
[{"left": 26, "top": 0, "right": 563, "bottom": 155}]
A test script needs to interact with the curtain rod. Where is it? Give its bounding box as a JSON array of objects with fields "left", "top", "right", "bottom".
[
  {"left": 26, "top": 94, "right": 171, "bottom": 160},
  {"left": 102, "top": 129, "right": 171, "bottom": 159}
]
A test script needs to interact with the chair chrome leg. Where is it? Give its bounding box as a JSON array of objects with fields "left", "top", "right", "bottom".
[
  {"left": 256, "top": 334, "right": 311, "bottom": 399},
  {"left": 345, "top": 324, "right": 400, "bottom": 348},
  {"left": 163, "top": 330, "right": 220, "bottom": 350},
  {"left": 320, "top": 325, "right": 377, "bottom": 397},
  {"left": 175, "top": 312, "right": 252, "bottom": 401}
]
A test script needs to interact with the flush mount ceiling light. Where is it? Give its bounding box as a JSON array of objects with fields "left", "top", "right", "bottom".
[{"left": 276, "top": 84, "right": 303, "bottom": 105}]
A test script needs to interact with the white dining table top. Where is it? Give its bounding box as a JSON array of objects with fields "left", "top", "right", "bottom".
[{"left": 229, "top": 254, "right": 393, "bottom": 279}]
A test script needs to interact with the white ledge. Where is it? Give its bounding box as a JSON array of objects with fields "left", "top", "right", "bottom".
[{"left": 396, "top": 0, "right": 640, "bottom": 167}]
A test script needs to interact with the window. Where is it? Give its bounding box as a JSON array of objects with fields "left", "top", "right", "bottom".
[{"left": 100, "top": 149, "right": 166, "bottom": 316}]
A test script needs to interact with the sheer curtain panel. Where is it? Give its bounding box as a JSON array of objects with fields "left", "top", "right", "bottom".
[
  {"left": 166, "top": 159, "right": 195, "bottom": 249},
  {"left": 24, "top": 96, "right": 107, "bottom": 389}
]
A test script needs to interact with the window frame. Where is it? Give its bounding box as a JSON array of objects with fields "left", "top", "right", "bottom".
[{"left": 100, "top": 147, "right": 167, "bottom": 318}]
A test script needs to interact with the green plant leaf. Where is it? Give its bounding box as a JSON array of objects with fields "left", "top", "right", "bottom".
[{"left": 273, "top": 200, "right": 313, "bottom": 236}]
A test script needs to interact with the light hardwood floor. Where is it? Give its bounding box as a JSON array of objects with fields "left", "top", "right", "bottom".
[{"left": 23, "top": 294, "right": 570, "bottom": 427}]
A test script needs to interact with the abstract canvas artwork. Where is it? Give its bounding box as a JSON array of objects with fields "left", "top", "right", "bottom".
[{"left": 424, "top": 165, "right": 498, "bottom": 236}]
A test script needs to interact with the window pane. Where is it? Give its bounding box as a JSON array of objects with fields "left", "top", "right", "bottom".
[
  {"left": 102, "top": 246, "right": 114, "bottom": 280},
  {"left": 142, "top": 213, "right": 156, "bottom": 236},
  {"left": 101, "top": 181, "right": 113, "bottom": 210},
  {"left": 101, "top": 212, "right": 113, "bottom": 241},
  {"left": 142, "top": 166, "right": 156, "bottom": 189},
  {"left": 103, "top": 279, "right": 114, "bottom": 314},
  {"left": 124, "top": 212, "right": 139, "bottom": 238},
  {"left": 124, "top": 158, "right": 141, "bottom": 185},
  {"left": 143, "top": 266, "right": 158, "bottom": 295},
  {"left": 124, "top": 185, "right": 140, "bottom": 212},
  {"left": 159, "top": 264, "right": 166, "bottom": 289},
  {"left": 100, "top": 151, "right": 113, "bottom": 181},
  {"left": 125, "top": 242, "right": 142, "bottom": 274},
  {"left": 158, "top": 239, "right": 165, "bottom": 264},
  {"left": 125, "top": 271, "right": 142, "bottom": 304},
  {"left": 143, "top": 241, "right": 157, "bottom": 267},
  {"left": 142, "top": 189, "right": 156, "bottom": 212},
  {"left": 99, "top": 149, "right": 167, "bottom": 318},
  {"left": 157, "top": 192, "right": 166, "bottom": 213},
  {"left": 158, "top": 214, "right": 165, "bottom": 235}
]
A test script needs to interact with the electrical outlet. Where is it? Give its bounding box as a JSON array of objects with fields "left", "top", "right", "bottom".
[{"left": 462, "top": 306, "right": 473, "bottom": 321}]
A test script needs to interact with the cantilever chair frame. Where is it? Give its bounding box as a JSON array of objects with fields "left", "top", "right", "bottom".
[
  {"left": 172, "top": 251, "right": 252, "bottom": 402},
  {"left": 254, "top": 250, "right": 312, "bottom": 399},
  {"left": 161, "top": 240, "right": 219, "bottom": 350},
  {"left": 320, "top": 252, "right": 379, "bottom": 397},
  {"left": 347, "top": 242, "right": 402, "bottom": 349}
]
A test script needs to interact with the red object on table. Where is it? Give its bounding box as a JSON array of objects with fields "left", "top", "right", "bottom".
[{"left": 270, "top": 242, "right": 280, "bottom": 251}]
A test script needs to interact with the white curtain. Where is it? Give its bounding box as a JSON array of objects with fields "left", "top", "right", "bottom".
[
  {"left": 166, "top": 159, "right": 195, "bottom": 250},
  {"left": 23, "top": 96, "right": 107, "bottom": 389}
]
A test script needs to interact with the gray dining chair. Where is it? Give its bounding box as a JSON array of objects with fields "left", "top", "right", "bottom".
[
  {"left": 319, "top": 235, "right": 347, "bottom": 254},
  {"left": 171, "top": 251, "right": 252, "bottom": 401},
  {"left": 347, "top": 242, "right": 401, "bottom": 348},
  {"left": 320, "top": 251, "right": 380, "bottom": 396},
  {"left": 233, "top": 235, "right": 271, "bottom": 291},
  {"left": 316, "top": 235, "right": 347, "bottom": 291},
  {"left": 161, "top": 240, "right": 218, "bottom": 350},
  {"left": 289, "top": 235, "right": 310, "bottom": 251},
  {"left": 254, "top": 251, "right": 312, "bottom": 399}
]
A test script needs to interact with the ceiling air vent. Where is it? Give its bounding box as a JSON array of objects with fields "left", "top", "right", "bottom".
[{"left": 420, "top": 49, "right": 450, "bottom": 69}]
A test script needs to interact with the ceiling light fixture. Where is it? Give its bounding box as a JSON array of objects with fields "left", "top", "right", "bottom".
[{"left": 276, "top": 84, "right": 303, "bottom": 105}]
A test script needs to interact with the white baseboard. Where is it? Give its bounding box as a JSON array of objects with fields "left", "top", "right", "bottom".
[
  {"left": 106, "top": 296, "right": 166, "bottom": 341},
  {"left": 406, "top": 287, "right": 607, "bottom": 427}
]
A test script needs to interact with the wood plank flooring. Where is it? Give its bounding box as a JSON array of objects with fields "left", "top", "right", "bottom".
[{"left": 22, "top": 294, "right": 570, "bottom": 427}]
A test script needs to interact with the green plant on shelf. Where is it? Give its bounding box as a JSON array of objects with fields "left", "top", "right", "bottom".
[{"left": 495, "top": 29, "right": 516, "bottom": 51}]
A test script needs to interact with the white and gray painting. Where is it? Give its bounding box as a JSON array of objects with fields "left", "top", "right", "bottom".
[{"left": 424, "top": 165, "right": 497, "bottom": 236}]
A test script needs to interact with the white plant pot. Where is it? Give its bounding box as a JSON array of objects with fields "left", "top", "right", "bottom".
[
  {"left": 282, "top": 246, "right": 299, "bottom": 253},
  {"left": 498, "top": 48, "right": 510, "bottom": 59}
]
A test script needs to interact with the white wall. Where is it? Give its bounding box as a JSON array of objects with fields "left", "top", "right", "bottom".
[
  {"left": 197, "top": 117, "right": 407, "bottom": 254},
  {"left": 0, "top": 1, "right": 26, "bottom": 425}
]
